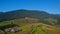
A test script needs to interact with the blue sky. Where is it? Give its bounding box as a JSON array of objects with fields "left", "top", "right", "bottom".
[{"left": 0, "top": 0, "right": 60, "bottom": 14}]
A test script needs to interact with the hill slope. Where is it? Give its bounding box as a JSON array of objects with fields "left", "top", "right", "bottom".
[
  {"left": 0, "top": 18, "right": 60, "bottom": 34},
  {"left": 0, "top": 9, "right": 60, "bottom": 34},
  {"left": 0, "top": 9, "right": 60, "bottom": 25},
  {"left": 0, "top": 9, "right": 49, "bottom": 21}
]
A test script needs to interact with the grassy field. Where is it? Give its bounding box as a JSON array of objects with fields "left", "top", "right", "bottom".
[
  {"left": 6, "top": 23, "right": 49, "bottom": 34},
  {"left": 0, "top": 18, "right": 60, "bottom": 34}
]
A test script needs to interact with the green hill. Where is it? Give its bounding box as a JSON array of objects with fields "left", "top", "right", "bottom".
[
  {"left": 0, "top": 18, "right": 60, "bottom": 34},
  {"left": 0, "top": 9, "right": 60, "bottom": 34},
  {"left": 0, "top": 9, "right": 60, "bottom": 25}
]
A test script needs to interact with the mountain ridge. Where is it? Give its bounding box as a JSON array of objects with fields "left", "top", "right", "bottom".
[{"left": 0, "top": 9, "right": 60, "bottom": 25}]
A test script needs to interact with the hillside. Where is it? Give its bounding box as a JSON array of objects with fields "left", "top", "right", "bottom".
[
  {"left": 0, "top": 9, "right": 60, "bottom": 25},
  {"left": 0, "top": 9, "right": 49, "bottom": 21},
  {"left": 0, "top": 18, "right": 60, "bottom": 34},
  {"left": 0, "top": 9, "right": 60, "bottom": 34}
]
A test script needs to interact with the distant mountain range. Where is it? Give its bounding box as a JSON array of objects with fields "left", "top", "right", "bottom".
[{"left": 0, "top": 9, "right": 60, "bottom": 25}]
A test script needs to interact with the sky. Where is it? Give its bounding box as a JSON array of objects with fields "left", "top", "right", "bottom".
[{"left": 0, "top": 0, "right": 60, "bottom": 14}]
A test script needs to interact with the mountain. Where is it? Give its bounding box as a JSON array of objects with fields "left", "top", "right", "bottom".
[
  {"left": 0, "top": 9, "right": 60, "bottom": 25},
  {"left": 0, "top": 9, "right": 60, "bottom": 34},
  {"left": 0, "top": 9, "right": 49, "bottom": 21}
]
